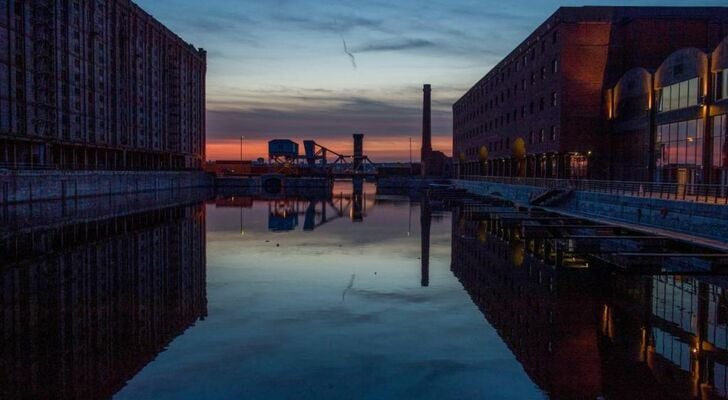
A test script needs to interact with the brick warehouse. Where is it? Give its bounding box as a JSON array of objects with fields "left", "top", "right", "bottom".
[
  {"left": 0, "top": 0, "right": 206, "bottom": 171},
  {"left": 453, "top": 6, "right": 728, "bottom": 185}
]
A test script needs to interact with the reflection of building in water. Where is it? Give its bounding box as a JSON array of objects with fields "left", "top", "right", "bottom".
[
  {"left": 261, "top": 180, "right": 372, "bottom": 231},
  {"left": 268, "top": 199, "right": 301, "bottom": 231},
  {"left": 451, "top": 211, "right": 728, "bottom": 399},
  {"left": 0, "top": 202, "right": 207, "bottom": 400}
]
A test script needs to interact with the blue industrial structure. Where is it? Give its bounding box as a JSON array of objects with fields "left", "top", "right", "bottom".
[{"left": 268, "top": 135, "right": 378, "bottom": 177}]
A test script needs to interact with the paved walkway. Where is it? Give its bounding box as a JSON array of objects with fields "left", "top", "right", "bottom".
[{"left": 548, "top": 207, "right": 728, "bottom": 252}]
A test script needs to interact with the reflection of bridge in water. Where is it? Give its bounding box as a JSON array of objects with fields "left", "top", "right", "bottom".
[
  {"left": 271, "top": 179, "right": 373, "bottom": 231},
  {"left": 215, "top": 179, "right": 376, "bottom": 232}
]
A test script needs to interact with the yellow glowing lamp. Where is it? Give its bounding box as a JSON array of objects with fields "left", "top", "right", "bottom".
[
  {"left": 478, "top": 146, "right": 489, "bottom": 162},
  {"left": 511, "top": 242, "right": 525, "bottom": 267},
  {"left": 459, "top": 152, "right": 466, "bottom": 162},
  {"left": 478, "top": 221, "right": 488, "bottom": 243},
  {"left": 512, "top": 137, "right": 527, "bottom": 159}
]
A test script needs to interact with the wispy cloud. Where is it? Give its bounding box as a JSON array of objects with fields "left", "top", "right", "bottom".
[{"left": 352, "top": 38, "right": 436, "bottom": 53}]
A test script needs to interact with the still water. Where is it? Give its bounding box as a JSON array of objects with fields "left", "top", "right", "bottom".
[{"left": 2, "top": 181, "right": 728, "bottom": 399}]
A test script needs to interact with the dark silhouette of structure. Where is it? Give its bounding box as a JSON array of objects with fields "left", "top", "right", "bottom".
[
  {"left": 0, "top": 1, "right": 207, "bottom": 171},
  {"left": 420, "top": 84, "right": 450, "bottom": 176}
]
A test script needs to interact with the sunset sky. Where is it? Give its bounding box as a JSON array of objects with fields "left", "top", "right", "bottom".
[{"left": 136, "top": 0, "right": 722, "bottom": 162}]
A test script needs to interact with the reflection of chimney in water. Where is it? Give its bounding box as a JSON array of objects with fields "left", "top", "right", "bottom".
[
  {"left": 420, "top": 197, "right": 431, "bottom": 287},
  {"left": 351, "top": 177, "right": 364, "bottom": 222}
]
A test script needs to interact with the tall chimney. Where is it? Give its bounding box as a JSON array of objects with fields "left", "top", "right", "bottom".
[{"left": 421, "top": 84, "right": 432, "bottom": 164}]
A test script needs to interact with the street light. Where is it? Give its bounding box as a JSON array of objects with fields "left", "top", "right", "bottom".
[{"left": 240, "top": 135, "right": 245, "bottom": 161}]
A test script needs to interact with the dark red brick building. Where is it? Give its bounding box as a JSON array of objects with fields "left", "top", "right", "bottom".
[{"left": 453, "top": 7, "right": 728, "bottom": 184}]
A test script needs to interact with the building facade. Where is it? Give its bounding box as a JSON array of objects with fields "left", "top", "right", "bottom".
[
  {"left": 610, "top": 37, "right": 728, "bottom": 188},
  {"left": 0, "top": 0, "right": 206, "bottom": 171},
  {"left": 453, "top": 7, "right": 728, "bottom": 184}
]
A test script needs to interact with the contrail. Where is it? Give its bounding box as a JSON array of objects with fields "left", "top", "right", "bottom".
[{"left": 341, "top": 37, "right": 357, "bottom": 69}]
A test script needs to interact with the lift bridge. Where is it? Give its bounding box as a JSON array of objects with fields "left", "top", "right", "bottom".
[{"left": 269, "top": 134, "right": 378, "bottom": 177}]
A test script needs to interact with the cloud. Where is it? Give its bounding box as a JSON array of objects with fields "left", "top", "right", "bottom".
[
  {"left": 272, "top": 13, "right": 386, "bottom": 34},
  {"left": 206, "top": 94, "right": 452, "bottom": 142},
  {"left": 352, "top": 38, "right": 436, "bottom": 53}
]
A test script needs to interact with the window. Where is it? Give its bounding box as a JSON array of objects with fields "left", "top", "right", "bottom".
[
  {"left": 541, "top": 67, "right": 546, "bottom": 80},
  {"left": 531, "top": 73, "right": 536, "bottom": 85},
  {"left": 712, "top": 114, "right": 727, "bottom": 172},
  {"left": 552, "top": 59, "right": 558, "bottom": 73},
  {"left": 551, "top": 92, "right": 557, "bottom": 107},
  {"left": 529, "top": 131, "right": 534, "bottom": 144},
  {"left": 550, "top": 126, "right": 557, "bottom": 141},
  {"left": 657, "top": 77, "right": 699, "bottom": 112},
  {"left": 716, "top": 69, "right": 727, "bottom": 101},
  {"left": 552, "top": 30, "right": 558, "bottom": 44},
  {"left": 539, "top": 129, "right": 545, "bottom": 143},
  {"left": 655, "top": 118, "right": 705, "bottom": 184},
  {"left": 539, "top": 97, "right": 544, "bottom": 111}
]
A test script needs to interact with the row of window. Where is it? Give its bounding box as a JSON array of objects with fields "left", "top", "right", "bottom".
[
  {"left": 458, "top": 92, "right": 558, "bottom": 139},
  {"left": 455, "top": 28, "right": 559, "bottom": 116},
  {"left": 455, "top": 61, "right": 559, "bottom": 121},
  {"left": 462, "top": 126, "right": 559, "bottom": 159},
  {"left": 657, "top": 78, "right": 700, "bottom": 113}
]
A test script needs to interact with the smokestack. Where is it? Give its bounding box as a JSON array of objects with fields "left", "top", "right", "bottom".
[{"left": 421, "top": 84, "right": 432, "bottom": 162}]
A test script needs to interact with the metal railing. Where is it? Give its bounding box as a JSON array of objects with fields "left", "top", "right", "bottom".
[
  {"left": 461, "top": 175, "right": 728, "bottom": 205},
  {"left": 0, "top": 162, "right": 201, "bottom": 172}
]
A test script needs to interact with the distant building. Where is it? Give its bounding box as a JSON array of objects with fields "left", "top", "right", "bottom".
[
  {"left": 0, "top": 1, "right": 206, "bottom": 170},
  {"left": 453, "top": 6, "right": 728, "bottom": 185},
  {"left": 421, "top": 84, "right": 450, "bottom": 176}
]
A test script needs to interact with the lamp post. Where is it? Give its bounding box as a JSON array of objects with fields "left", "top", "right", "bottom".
[
  {"left": 240, "top": 135, "right": 245, "bottom": 162},
  {"left": 409, "top": 137, "right": 413, "bottom": 175}
]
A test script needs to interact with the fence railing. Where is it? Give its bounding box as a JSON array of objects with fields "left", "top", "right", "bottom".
[
  {"left": 461, "top": 175, "right": 728, "bottom": 205},
  {"left": 0, "top": 162, "right": 201, "bottom": 172}
]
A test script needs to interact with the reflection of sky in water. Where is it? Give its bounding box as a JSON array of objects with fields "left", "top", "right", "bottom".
[{"left": 115, "top": 184, "right": 545, "bottom": 400}]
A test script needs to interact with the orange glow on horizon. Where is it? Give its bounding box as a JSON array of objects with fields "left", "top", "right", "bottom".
[{"left": 206, "top": 137, "right": 452, "bottom": 162}]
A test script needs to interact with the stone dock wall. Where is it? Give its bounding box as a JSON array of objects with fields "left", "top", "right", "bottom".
[
  {"left": 0, "top": 170, "right": 213, "bottom": 204},
  {"left": 451, "top": 179, "right": 728, "bottom": 242}
]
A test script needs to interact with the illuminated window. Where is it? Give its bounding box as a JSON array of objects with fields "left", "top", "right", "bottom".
[
  {"left": 655, "top": 117, "right": 705, "bottom": 184},
  {"left": 713, "top": 114, "right": 727, "bottom": 172},
  {"left": 657, "top": 77, "right": 700, "bottom": 112}
]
